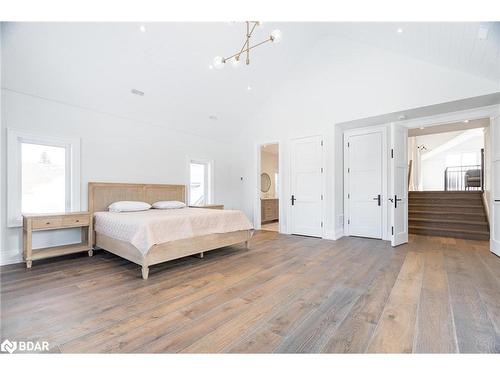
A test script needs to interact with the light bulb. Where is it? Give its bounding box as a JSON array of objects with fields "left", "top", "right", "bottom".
[
  {"left": 231, "top": 57, "right": 241, "bottom": 68},
  {"left": 270, "top": 29, "right": 282, "bottom": 43},
  {"left": 139, "top": 25, "right": 146, "bottom": 33},
  {"left": 213, "top": 56, "right": 225, "bottom": 69}
]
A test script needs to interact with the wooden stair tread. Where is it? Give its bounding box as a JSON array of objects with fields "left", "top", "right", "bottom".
[
  {"left": 408, "top": 210, "right": 485, "bottom": 216},
  {"left": 409, "top": 217, "right": 487, "bottom": 224},
  {"left": 408, "top": 204, "right": 483, "bottom": 209},
  {"left": 409, "top": 225, "right": 489, "bottom": 235}
]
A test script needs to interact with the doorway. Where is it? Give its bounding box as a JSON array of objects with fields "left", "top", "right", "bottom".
[{"left": 259, "top": 143, "right": 280, "bottom": 232}]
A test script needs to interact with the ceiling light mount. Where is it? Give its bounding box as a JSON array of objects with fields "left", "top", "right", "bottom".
[{"left": 213, "top": 21, "right": 281, "bottom": 69}]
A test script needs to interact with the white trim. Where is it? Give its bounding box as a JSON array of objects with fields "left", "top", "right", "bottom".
[
  {"left": 7, "top": 128, "right": 81, "bottom": 228},
  {"left": 254, "top": 141, "right": 282, "bottom": 232},
  {"left": 399, "top": 105, "right": 499, "bottom": 129},
  {"left": 343, "top": 125, "right": 389, "bottom": 241},
  {"left": 187, "top": 157, "right": 214, "bottom": 205}
]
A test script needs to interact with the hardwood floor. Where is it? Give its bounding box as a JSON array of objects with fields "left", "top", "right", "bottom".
[{"left": 1, "top": 231, "right": 500, "bottom": 353}]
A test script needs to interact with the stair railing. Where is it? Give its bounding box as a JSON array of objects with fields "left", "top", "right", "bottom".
[{"left": 444, "top": 164, "right": 482, "bottom": 191}]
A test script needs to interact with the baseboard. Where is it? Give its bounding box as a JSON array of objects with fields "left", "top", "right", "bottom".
[
  {"left": 334, "top": 228, "right": 344, "bottom": 240},
  {"left": 322, "top": 230, "right": 336, "bottom": 240},
  {"left": 1, "top": 249, "right": 23, "bottom": 266}
]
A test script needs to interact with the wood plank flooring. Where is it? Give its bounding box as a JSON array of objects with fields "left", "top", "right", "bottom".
[{"left": 1, "top": 231, "right": 500, "bottom": 353}]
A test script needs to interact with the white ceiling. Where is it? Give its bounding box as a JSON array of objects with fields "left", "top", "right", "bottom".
[
  {"left": 2, "top": 22, "right": 499, "bottom": 142},
  {"left": 408, "top": 117, "right": 489, "bottom": 136},
  {"left": 331, "top": 22, "right": 500, "bottom": 83}
]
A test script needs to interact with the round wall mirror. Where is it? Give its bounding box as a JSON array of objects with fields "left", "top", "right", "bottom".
[{"left": 260, "top": 173, "right": 271, "bottom": 193}]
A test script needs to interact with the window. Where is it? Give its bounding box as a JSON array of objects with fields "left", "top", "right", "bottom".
[
  {"left": 188, "top": 159, "right": 213, "bottom": 206},
  {"left": 7, "top": 129, "right": 80, "bottom": 227}
]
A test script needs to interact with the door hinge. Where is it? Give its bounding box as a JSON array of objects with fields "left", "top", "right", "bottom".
[
  {"left": 347, "top": 142, "right": 350, "bottom": 147},
  {"left": 321, "top": 167, "right": 324, "bottom": 173},
  {"left": 391, "top": 226, "right": 394, "bottom": 235},
  {"left": 348, "top": 219, "right": 350, "bottom": 225},
  {"left": 321, "top": 221, "right": 323, "bottom": 228},
  {"left": 347, "top": 167, "right": 350, "bottom": 173},
  {"left": 321, "top": 194, "right": 324, "bottom": 200},
  {"left": 321, "top": 140, "right": 324, "bottom": 146},
  {"left": 391, "top": 149, "right": 394, "bottom": 158},
  {"left": 347, "top": 193, "right": 350, "bottom": 199}
]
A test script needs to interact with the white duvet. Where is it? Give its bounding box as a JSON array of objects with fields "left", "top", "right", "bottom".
[{"left": 94, "top": 208, "right": 253, "bottom": 254}]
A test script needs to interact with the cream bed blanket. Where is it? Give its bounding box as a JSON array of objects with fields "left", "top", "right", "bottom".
[{"left": 94, "top": 208, "right": 253, "bottom": 254}]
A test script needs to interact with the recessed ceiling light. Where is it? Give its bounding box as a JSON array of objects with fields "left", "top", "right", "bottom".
[
  {"left": 397, "top": 28, "right": 403, "bottom": 34},
  {"left": 131, "top": 88, "right": 144, "bottom": 96},
  {"left": 419, "top": 126, "right": 425, "bottom": 130},
  {"left": 139, "top": 25, "right": 146, "bottom": 33},
  {"left": 209, "top": 115, "right": 218, "bottom": 121},
  {"left": 247, "top": 85, "right": 252, "bottom": 91},
  {"left": 209, "top": 65, "right": 214, "bottom": 70},
  {"left": 463, "top": 119, "right": 470, "bottom": 123},
  {"left": 477, "top": 25, "right": 488, "bottom": 40},
  {"left": 398, "top": 114, "right": 407, "bottom": 120}
]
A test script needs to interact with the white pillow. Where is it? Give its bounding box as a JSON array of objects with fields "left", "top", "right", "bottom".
[
  {"left": 152, "top": 200, "right": 186, "bottom": 209},
  {"left": 108, "top": 201, "right": 151, "bottom": 212}
]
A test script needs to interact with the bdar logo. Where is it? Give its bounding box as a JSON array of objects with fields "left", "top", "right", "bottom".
[{"left": 1, "top": 339, "right": 17, "bottom": 354}]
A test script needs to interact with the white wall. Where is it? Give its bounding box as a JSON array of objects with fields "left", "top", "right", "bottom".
[
  {"left": 419, "top": 130, "right": 484, "bottom": 191},
  {"left": 0, "top": 90, "right": 240, "bottom": 264},
  {"left": 233, "top": 34, "right": 499, "bottom": 239}
]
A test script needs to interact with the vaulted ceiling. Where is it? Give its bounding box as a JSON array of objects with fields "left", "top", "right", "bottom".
[{"left": 2, "top": 22, "right": 499, "bottom": 142}]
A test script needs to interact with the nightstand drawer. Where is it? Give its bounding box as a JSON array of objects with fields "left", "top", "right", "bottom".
[
  {"left": 32, "top": 217, "right": 63, "bottom": 230},
  {"left": 62, "top": 215, "right": 90, "bottom": 227}
]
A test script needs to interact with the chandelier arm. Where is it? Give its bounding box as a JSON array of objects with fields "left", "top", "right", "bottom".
[
  {"left": 234, "top": 21, "right": 259, "bottom": 60},
  {"left": 224, "top": 37, "right": 273, "bottom": 62}
]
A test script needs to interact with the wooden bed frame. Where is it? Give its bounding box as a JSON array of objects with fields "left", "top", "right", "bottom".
[{"left": 88, "top": 182, "right": 252, "bottom": 279}]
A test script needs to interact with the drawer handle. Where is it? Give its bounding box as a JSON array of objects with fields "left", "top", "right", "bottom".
[
  {"left": 46, "top": 222, "right": 50, "bottom": 225},
  {"left": 75, "top": 220, "right": 80, "bottom": 222}
]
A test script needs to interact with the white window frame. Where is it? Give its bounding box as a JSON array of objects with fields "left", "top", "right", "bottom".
[
  {"left": 7, "top": 128, "right": 81, "bottom": 227},
  {"left": 187, "top": 158, "right": 214, "bottom": 206}
]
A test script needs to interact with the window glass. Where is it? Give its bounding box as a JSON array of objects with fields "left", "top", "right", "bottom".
[
  {"left": 21, "top": 143, "right": 66, "bottom": 214},
  {"left": 189, "top": 162, "right": 206, "bottom": 205}
]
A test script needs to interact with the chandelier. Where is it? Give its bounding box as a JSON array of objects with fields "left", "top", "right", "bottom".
[{"left": 212, "top": 21, "right": 282, "bottom": 69}]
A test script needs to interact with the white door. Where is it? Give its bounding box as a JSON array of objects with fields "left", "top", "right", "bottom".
[
  {"left": 390, "top": 123, "right": 409, "bottom": 246},
  {"left": 290, "top": 136, "right": 323, "bottom": 237},
  {"left": 491, "top": 113, "right": 500, "bottom": 256},
  {"left": 346, "top": 130, "right": 383, "bottom": 239}
]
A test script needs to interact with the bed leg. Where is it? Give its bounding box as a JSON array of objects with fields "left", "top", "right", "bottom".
[
  {"left": 194, "top": 252, "right": 204, "bottom": 259},
  {"left": 141, "top": 265, "right": 149, "bottom": 280},
  {"left": 88, "top": 249, "right": 93, "bottom": 257}
]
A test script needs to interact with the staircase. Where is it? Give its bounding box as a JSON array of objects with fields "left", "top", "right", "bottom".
[{"left": 408, "top": 191, "right": 489, "bottom": 240}]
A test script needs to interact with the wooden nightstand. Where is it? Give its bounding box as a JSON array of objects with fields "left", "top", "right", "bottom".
[
  {"left": 23, "top": 212, "right": 93, "bottom": 268},
  {"left": 189, "top": 204, "right": 224, "bottom": 210}
]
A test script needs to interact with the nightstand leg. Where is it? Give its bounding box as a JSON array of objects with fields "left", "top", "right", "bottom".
[
  {"left": 26, "top": 260, "right": 32, "bottom": 269},
  {"left": 142, "top": 265, "right": 149, "bottom": 280}
]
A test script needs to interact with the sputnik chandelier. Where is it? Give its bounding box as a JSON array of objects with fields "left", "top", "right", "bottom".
[{"left": 212, "top": 21, "right": 282, "bottom": 69}]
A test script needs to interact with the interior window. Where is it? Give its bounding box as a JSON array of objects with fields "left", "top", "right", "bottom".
[{"left": 189, "top": 160, "right": 212, "bottom": 205}]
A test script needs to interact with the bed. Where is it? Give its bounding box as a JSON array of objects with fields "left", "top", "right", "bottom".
[{"left": 88, "top": 182, "right": 253, "bottom": 279}]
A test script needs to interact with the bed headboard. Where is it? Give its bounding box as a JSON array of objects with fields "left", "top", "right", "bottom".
[{"left": 88, "top": 182, "right": 186, "bottom": 214}]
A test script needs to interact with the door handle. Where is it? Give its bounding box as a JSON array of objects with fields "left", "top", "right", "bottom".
[
  {"left": 394, "top": 194, "right": 403, "bottom": 208},
  {"left": 372, "top": 194, "right": 381, "bottom": 206},
  {"left": 291, "top": 195, "right": 296, "bottom": 206},
  {"left": 495, "top": 199, "right": 500, "bottom": 202}
]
